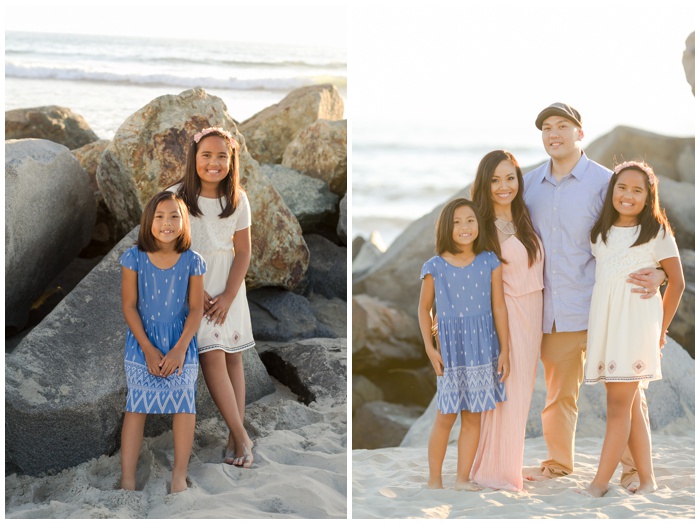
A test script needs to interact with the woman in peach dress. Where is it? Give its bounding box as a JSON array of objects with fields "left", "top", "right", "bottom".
[{"left": 469, "top": 150, "right": 544, "bottom": 491}]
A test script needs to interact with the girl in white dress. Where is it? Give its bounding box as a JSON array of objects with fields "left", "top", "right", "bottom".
[
  {"left": 172, "top": 126, "right": 255, "bottom": 468},
  {"left": 583, "top": 161, "right": 684, "bottom": 497}
]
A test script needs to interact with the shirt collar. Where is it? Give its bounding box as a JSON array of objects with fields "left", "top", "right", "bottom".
[{"left": 541, "top": 151, "right": 590, "bottom": 184}]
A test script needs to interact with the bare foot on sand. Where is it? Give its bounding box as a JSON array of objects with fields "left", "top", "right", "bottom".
[
  {"left": 633, "top": 481, "right": 658, "bottom": 495},
  {"left": 577, "top": 484, "right": 608, "bottom": 498},
  {"left": 171, "top": 475, "right": 188, "bottom": 494},
  {"left": 427, "top": 478, "right": 443, "bottom": 490},
  {"left": 522, "top": 467, "right": 550, "bottom": 482},
  {"left": 454, "top": 480, "right": 483, "bottom": 492}
]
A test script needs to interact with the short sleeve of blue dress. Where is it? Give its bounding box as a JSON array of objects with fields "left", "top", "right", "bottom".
[
  {"left": 120, "top": 247, "right": 203, "bottom": 414},
  {"left": 427, "top": 252, "right": 506, "bottom": 414}
]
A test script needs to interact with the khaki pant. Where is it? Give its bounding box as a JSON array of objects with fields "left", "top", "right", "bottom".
[
  {"left": 540, "top": 325, "right": 649, "bottom": 484},
  {"left": 540, "top": 327, "right": 587, "bottom": 477}
]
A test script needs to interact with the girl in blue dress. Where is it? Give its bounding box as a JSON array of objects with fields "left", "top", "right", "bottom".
[
  {"left": 418, "top": 197, "right": 510, "bottom": 491},
  {"left": 119, "top": 191, "right": 206, "bottom": 493}
]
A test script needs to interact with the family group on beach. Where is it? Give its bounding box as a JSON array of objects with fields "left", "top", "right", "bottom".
[
  {"left": 418, "top": 102, "right": 685, "bottom": 497},
  {"left": 118, "top": 127, "right": 255, "bottom": 493}
]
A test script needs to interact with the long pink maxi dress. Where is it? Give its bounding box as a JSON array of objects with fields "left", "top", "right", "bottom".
[{"left": 471, "top": 234, "right": 543, "bottom": 491}]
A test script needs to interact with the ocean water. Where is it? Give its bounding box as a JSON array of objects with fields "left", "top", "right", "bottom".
[
  {"left": 5, "top": 31, "right": 347, "bottom": 139},
  {"left": 352, "top": 121, "right": 545, "bottom": 248}
]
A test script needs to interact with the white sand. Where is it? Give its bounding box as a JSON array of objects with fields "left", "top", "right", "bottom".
[
  {"left": 5, "top": 380, "right": 347, "bottom": 519},
  {"left": 352, "top": 431, "right": 695, "bottom": 519}
]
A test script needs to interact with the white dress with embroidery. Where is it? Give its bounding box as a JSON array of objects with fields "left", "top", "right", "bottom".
[
  {"left": 584, "top": 226, "right": 679, "bottom": 388},
  {"left": 171, "top": 184, "right": 255, "bottom": 354}
]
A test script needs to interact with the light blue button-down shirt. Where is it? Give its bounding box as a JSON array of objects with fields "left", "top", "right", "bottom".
[{"left": 523, "top": 152, "right": 611, "bottom": 333}]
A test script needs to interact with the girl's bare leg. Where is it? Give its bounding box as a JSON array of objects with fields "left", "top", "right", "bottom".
[
  {"left": 626, "top": 389, "right": 657, "bottom": 494},
  {"left": 120, "top": 412, "right": 147, "bottom": 490},
  {"left": 200, "top": 350, "right": 253, "bottom": 462},
  {"left": 455, "top": 410, "right": 483, "bottom": 491},
  {"left": 428, "top": 411, "right": 457, "bottom": 489},
  {"left": 586, "top": 382, "right": 639, "bottom": 497},
  {"left": 225, "top": 352, "right": 246, "bottom": 451},
  {"left": 171, "top": 413, "right": 196, "bottom": 493}
]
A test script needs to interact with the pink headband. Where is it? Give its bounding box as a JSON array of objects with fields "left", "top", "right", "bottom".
[
  {"left": 613, "top": 161, "right": 656, "bottom": 185},
  {"left": 193, "top": 127, "right": 237, "bottom": 149}
]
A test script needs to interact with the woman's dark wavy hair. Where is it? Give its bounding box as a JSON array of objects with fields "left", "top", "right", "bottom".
[
  {"left": 590, "top": 161, "right": 672, "bottom": 246},
  {"left": 137, "top": 191, "right": 191, "bottom": 253},
  {"left": 470, "top": 150, "right": 541, "bottom": 266},
  {"left": 175, "top": 127, "right": 240, "bottom": 218},
  {"left": 435, "top": 198, "right": 484, "bottom": 256}
]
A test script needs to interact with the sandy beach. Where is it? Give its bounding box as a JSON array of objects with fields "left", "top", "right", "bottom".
[
  {"left": 352, "top": 431, "right": 694, "bottom": 519},
  {"left": 5, "top": 379, "right": 347, "bottom": 519}
]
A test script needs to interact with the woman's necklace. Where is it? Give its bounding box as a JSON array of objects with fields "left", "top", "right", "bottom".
[{"left": 494, "top": 217, "right": 517, "bottom": 236}]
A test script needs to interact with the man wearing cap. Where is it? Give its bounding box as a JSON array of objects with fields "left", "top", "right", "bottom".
[{"left": 522, "top": 102, "right": 665, "bottom": 483}]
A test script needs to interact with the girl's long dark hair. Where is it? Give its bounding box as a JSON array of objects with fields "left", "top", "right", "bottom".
[
  {"left": 435, "top": 198, "right": 484, "bottom": 256},
  {"left": 590, "top": 161, "right": 672, "bottom": 246},
  {"left": 175, "top": 127, "right": 240, "bottom": 218},
  {"left": 470, "top": 150, "right": 541, "bottom": 266}
]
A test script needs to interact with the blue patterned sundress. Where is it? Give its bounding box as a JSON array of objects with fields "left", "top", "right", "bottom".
[
  {"left": 421, "top": 251, "right": 507, "bottom": 414},
  {"left": 119, "top": 246, "right": 206, "bottom": 414}
]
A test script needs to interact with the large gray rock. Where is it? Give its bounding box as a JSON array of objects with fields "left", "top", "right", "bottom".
[
  {"left": 683, "top": 31, "right": 695, "bottom": 95},
  {"left": 260, "top": 164, "right": 338, "bottom": 234},
  {"left": 400, "top": 337, "right": 694, "bottom": 448},
  {"left": 5, "top": 228, "right": 275, "bottom": 476},
  {"left": 298, "top": 234, "right": 347, "bottom": 300},
  {"left": 5, "top": 106, "right": 99, "bottom": 149},
  {"left": 352, "top": 294, "right": 424, "bottom": 373},
  {"left": 5, "top": 139, "right": 96, "bottom": 331},
  {"left": 282, "top": 119, "right": 347, "bottom": 196},
  {"left": 96, "top": 88, "right": 309, "bottom": 290},
  {"left": 240, "top": 84, "right": 344, "bottom": 165},
  {"left": 656, "top": 175, "right": 694, "bottom": 250},
  {"left": 248, "top": 288, "right": 336, "bottom": 341},
  {"left": 353, "top": 401, "right": 424, "bottom": 450},
  {"left": 586, "top": 125, "right": 695, "bottom": 185},
  {"left": 352, "top": 374, "right": 384, "bottom": 416},
  {"left": 337, "top": 194, "right": 347, "bottom": 245},
  {"left": 257, "top": 338, "right": 346, "bottom": 406},
  {"left": 352, "top": 192, "right": 453, "bottom": 315},
  {"left": 307, "top": 294, "right": 347, "bottom": 339},
  {"left": 671, "top": 250, "right": 695, "bottom": 357}
]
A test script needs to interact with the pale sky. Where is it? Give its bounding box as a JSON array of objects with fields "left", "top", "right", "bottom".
[
  {"left": 350, "top": 0, "right": 696, "bottom": 146},
  {"left": 4, "top": 2, "right": 348, "bottom": 47}
]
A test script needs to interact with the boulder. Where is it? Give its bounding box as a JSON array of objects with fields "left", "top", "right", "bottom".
[
  {"left": 656, "top": 175, "right": 694, "bottom": 250},
  {"left": 239, "top": 84, "right": 344, "bottom": 165},
  {"left": 352, "top": 374, "right": 384, "bottom": 416},
  {"left": 298, "top": 234, "right": 347, "bottom": 300},
  {"left": 352, "top": 236, "right": 365, "bottom": 261},
  {"left": 248, "top": 287, "right": 336, "bottom": 341},
  {"left": 352, "top": 194, "right": 450, "bottom": 315},
  {"left": 5, "top": 228, "right": 275, "bottom": 476},
  {"left": 683, "top": 31, "right": 695, "bottom": 95},
  {"left": 72, "top": 139, "right": 120, "bottom": 257},
  {"left": 400, "top": 337, "right": 694, "bottom": 448},
  {"left": 5, "top": 139, "right": 96, "bottom": 331},
  {"left": 352, "top": 239, "right": 384, "bottom": 278},
  {"left": 370, "top": 365, "right": 437, "bottom": 407},
  {"left": 282, "top": 119, "right": 347, "bottom": 196},
  {"left": 337, "top": 194, "right": 347, "bottom": 245},
  {"left": 5, "top": 106, "right": 99, "bottom": 149},
  {"left": 670, "top": 249, "right": 695, "bottom": 358},
  {"left": 353, "top": 401, "right": 424, "bottom": 450},
  {"left": 586, "top": 125, "right": 695, "bottom": 185},
  {"left": 260, "top": 164, "right": 338, "bottom": 234},
  {"left": 352, "top": 294, "right": 425, "bottom": 373},
  {"left": 257, "top": 338, "right": 346, "bottom": 406},
  {"left": 96, "top": 87, "right": 309, "bottom": 290},
  {"left": 307, "top": 293, "right": 347, "bottom": 339}
]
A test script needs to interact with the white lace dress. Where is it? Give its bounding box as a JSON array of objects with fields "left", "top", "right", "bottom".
[
  {"left": 170, "top": 184, "right": 255, "bottom": 354},
  {"left": 584, "top": 226, "right": 678, "bottom": 387}
]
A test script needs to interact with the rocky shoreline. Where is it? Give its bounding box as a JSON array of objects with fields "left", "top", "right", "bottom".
[
  {"left": 5, "top": 81, "right": 348, "bottom": 512},
  {"left": 351, "top": 32, "right": 695, "bottom": 451}
]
